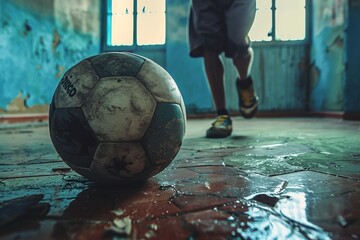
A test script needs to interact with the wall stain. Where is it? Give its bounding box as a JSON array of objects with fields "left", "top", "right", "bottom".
[
  {"left": 55, "top": 64, "right": 65, "bottom": 79},
  {"left": 52, "top": 29, "right": 61, "bottom": 53},
  {"left": 326, "top": 35, "right": 344, "bottom": 52},
  {"left": 259, "top": 49, "right": 266, "bottom": 104},
  {"left": 23, "top": 19, "right": 32, "bottom": 36},
  {"left": 34, "top": 36, "right": 49, "bottom": 63},
  {"left": 310, "top": 64, "right": 321, "bottom": 89}
]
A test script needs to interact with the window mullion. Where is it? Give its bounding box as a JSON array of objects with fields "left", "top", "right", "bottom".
[
  {"left": 271, "top": 0, "right": 276, "bottom": 41},
  {"left": 305, "top": 0, "right": 311, "bottom": 43},
  {"left": 102, "top": 0, "right": 168, "bottom": 49},
  {"left": 106, "top": 0, "right": 112, "bottom": 46},
  {"left": 133, "top": 0, "right": 137, "bottom": 48}
]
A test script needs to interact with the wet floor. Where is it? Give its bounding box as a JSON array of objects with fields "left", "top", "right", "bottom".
[{"left": 0, "top": 117, "right": 359, "bottom": 239}]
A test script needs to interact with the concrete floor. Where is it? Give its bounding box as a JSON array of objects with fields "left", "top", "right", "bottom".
[{"left": 0, "top": 117, "right": 359, "bottom": 239}]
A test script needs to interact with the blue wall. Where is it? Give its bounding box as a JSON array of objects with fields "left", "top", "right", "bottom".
[
  {"left": 310, "top": 0, "right": 347, "bottom": 111},
  {"left": 345, "top": 0, "right": 360, "bottom": 114},
  {"left": 0, "top": 0, "right": 100, "bottom": 113}
]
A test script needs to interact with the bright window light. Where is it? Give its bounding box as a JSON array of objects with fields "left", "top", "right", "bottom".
[
  {"left": 109, "top": 0, "right": 133, "bottom": 46},
  {"left": 107, "top": 0, "right": 166, "bottom": 47},
  {"left": 137, "top": 0, "right": 166, "bottom": 45},
  {"left": 249, "top": 0, "right": 306, "bottom": 41},
  {"left": 249, "top": 0, "right": 272, "bottom": 41},
  {"left": 276, "top": 0, "right": 306, "bottom": 40}
]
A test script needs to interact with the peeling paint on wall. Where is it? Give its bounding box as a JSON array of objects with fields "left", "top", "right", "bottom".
[
  {"left": 0, "top": 0, "right": 100, "bottom": 114},
  {"left": 5, "top": 92, "right": 49, "bottom": 113},
  {"left": 54, "top": 0, "right": 100, "bottom": 38},
  {"left": 314, "top": 0, "right": 346, "bottom": 35},
  {"left": 310, "top": 0, "right": 347, "bottom": 111}
]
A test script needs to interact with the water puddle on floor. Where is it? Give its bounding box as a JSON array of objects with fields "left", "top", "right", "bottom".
[{"left": 242, "top": 190, "right": 332, "bottom": 240}]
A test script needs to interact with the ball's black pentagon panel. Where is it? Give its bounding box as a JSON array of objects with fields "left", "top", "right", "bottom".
[
  {"left": 142, "top": 103, "right": 185, "bottom": 165},
  {"left": 49, "top": 107, "right": 99, "bottom": 168},
  {"left": 89, "top": 52, "right": 145, "bottom": 78},
  {"left": 49, "top": 96, "right": 56, "bottom": 121}
]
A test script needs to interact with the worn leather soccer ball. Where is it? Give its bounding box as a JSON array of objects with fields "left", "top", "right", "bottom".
[{"left": 49, "top": 52, "right": 186, "bottom": 184}]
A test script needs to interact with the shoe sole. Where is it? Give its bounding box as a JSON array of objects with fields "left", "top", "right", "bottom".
[{"left": 240, "top": 102, "right": 258, "bottom": 119}]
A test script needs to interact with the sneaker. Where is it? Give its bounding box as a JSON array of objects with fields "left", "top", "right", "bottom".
[
  {"left": 236, "top": 76, "right": 259, "bottom": 119},
  {"left": 206, "top": 115, "right": 232, "bottom": 138}
]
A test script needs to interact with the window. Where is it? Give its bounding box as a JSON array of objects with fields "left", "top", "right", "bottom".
[
  {"left": 104, "top": 0, "right": 166, "bottom": 49},
  {"left": 249, "top": 0, "right": 307, "bottom": 42}
]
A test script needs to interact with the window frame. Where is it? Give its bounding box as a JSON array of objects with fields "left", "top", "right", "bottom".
[
  {"left": 100, "top": 0, "right": 311, "bottom": 51},
  {"left": 101, "top": 0, "right": 166, "bottom": 52},
  {"left": 251, "top": 0, "right": 311, "bottom": 46}
]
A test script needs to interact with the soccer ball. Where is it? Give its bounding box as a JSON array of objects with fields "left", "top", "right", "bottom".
[{"left": 49, "top": 52, "right": 186, "bottom": 184}]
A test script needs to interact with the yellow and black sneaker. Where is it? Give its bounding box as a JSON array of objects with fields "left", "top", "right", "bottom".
[
  {"left": 236, "top": 76, "right": 259, "bottom": 119},
  {"left": 206, "top": 115, "right": 232, "bottom": 138}
]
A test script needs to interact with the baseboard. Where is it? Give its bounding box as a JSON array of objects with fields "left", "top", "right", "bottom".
[
  {"left": 343, "top": 112, "right": 360, "bottom": 121},
  {"left": 0, "top": 113, "right": 48, "bottom": 124},
  {"left": 187, "top": 111, "right": 346, "bottom": 119}
]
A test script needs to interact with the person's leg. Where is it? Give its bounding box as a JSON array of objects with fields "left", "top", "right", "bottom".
[
  {"left": 224, "top": 0, "right": 258, "bottom": 118},
  {"left": 203, "top": 50, "right": 226, "bottom": 112},
  {"left": 234, "top": 47, "right": 258, "bottom": 119},
  {"left": 232, "top": 47, "right": 254, "bottom": 80},
  {"left": 188, "top": 0, "right": 228, "bottom": 112},
  {"left": 188, "top": 0, "right": 232, "bottom": 138},
  {"left": 203, "top": 50, "right": 232, "bottom": 138}
]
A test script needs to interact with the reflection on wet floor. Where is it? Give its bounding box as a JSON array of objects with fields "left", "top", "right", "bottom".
[{"left": 0, "top": 118, "right": 360, "bottom": 239}]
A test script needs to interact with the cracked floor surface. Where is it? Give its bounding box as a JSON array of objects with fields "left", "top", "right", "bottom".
[{"left": 0, "top": 117, "right": 359, "bottom": 239}]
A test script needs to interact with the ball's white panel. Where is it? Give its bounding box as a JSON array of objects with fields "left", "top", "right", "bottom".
[
  {"left": 82, "top": 77, "right": 156, "bottom": 141},
  {"left": 92, "top": 142, "right": 147, "bottom": 179},
  {"left": 55, "top": 60, "right": 99, "bottom": 108},
  {"left": 136, "top": 60, "right": 182, "bottom": 104}
]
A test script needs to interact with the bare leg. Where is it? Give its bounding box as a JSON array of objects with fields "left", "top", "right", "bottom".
[
  {"left": 233, "top": 47, "right": 258, "bottom": 119},
  {"left": 203, "top": 50, "right": 226, "bottom": 111},
  {"left": 232, "top": 47, "right": 254, "bottom": 80},
  {"left": 203, "top": 50, "right": 232, "bottom": 138}
]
